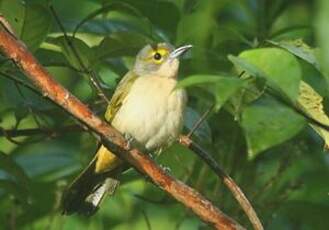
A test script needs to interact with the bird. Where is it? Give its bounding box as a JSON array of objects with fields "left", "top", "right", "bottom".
[{"left": 61, "top": 43, "right": 192, "bottom": 216}]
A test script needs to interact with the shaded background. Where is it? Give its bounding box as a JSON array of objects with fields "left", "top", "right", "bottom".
[{"left": 0, "top": 0, "right": 328, "bottom": 229}]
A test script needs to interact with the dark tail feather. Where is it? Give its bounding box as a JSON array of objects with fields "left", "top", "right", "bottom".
[{"left": 61, "top": 159, "right": 120, "bottom": 216}]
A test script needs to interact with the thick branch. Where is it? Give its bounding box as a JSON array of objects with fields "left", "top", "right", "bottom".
[{"left": 0, "top": 19, "right": 244, "bottom": 229}]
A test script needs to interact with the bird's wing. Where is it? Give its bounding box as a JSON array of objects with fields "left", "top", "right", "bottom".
[{"left": 105, "top": 71, "right": 138, "bottom": 122}]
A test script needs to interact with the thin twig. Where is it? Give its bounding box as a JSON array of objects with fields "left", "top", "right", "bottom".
[
  {"left": 49, "top": 5, "right": 110, "bottom": 104},
  {"left": 0, "top": 125, "right": 82, "bottom": 138},
  {"left": 0, "top": 17, "right": 244, "bottom": 230},
  {"left": 0, "top": 71, "right": 40, "bottom": 95},
  {"left": 187, "top": 104, "right": 214, "bottom": 138},
  {"left": 179, "top": 136, "right": 263, "bottom": 230},
  {"left": 141, "top": 209, "right": 152, "bottom": 230}
]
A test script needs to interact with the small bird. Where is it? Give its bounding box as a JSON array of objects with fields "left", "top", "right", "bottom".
[{"left": 61, "top": 43, "right": 192, "bottom": 215}]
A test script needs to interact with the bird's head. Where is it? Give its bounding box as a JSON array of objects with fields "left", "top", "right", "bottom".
[{"left": 133, "top": 43, "right": 192, "bottom": 78}]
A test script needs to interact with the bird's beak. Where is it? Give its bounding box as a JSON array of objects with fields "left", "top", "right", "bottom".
[{"left": 169, "top": 44, "right": 193, "bottom": 59}]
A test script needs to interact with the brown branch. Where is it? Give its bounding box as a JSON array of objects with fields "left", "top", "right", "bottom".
[
  {"left": 179, "top": 136, "right": 264, "bottom": 230},
  {"left": 0, "top": 18, "right": 244, "bottom": 230}
]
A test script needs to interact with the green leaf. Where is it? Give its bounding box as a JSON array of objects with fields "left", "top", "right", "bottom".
[
  {"left": 228, "top": 55, "right": 265, "bottom": 79},
  {"left": 92, "top": 31, "right": 152, "bottom": 62},
  {"left": 235, "top": 48, "right": 302, "bottom": 101},
  {"left": 119, "top": 0, "right": 180, "bottom": 35},
  {"left": 176, "top": 75, "right": 225, "bottom": 88},
  {"left": 0, "top": 0, "right": 25, "bottom": 35},
  {"left": 52, "top": 36, "right": 93, "bottom": 71},
  {"left": 0, "top": 179, "right": 28, "bottom": 202},
  {"left": 177, "top": 74, "right": 245, "bottom": 110},
  {"left": 316, "top": 0, "right": 329, "bottom": 84},
  {"left": 21, "top": 4, "right": 51, "bottom": 51},
  {"left": 241, "top": 97, "right": 306, "bottom": 158},
  {"left": 0, "top": 152, "right": 29, "bottom": 188},
  {"left": 268, "top": 40, "right": 321, "bottom": 71},
  {"left": 72, "top": 1, "right": 151, "bottom": 36}
]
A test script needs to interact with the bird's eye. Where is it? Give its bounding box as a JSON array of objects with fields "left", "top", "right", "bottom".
[{"left": 153, "top": 52, "right": 162, "bottom": 60}]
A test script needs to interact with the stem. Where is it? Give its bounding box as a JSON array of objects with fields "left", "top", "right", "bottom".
[{"left": 179, "top": 136, "right": 264, "bottom": 230}]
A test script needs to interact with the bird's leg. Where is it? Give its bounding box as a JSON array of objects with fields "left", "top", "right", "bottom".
[
  {"left": 160, "top": 164, "right": 171, "bottom": 174},
  {"left": 151, "top": 148, "right": 171, "bottom": 174},
  {"left": 123, "top": 133, "right": 134, "bottom": 150}
]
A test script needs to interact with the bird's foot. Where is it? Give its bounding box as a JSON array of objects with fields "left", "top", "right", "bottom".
[
  {"left": 160, "top": 164, "right": 171, "bottom": 174},
  {"left": 124, "top": 133, "right": 134, "bottom": 150}
]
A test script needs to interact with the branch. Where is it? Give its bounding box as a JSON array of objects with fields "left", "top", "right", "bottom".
[
  {"left": 0, "top": 18, "right": 244, "bottom": 230},
  {"left": 179, "top": 136, "right": 264, "bottom": 230}
]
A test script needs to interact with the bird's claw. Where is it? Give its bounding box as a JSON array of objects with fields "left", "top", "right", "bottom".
[
  {"left": 160, "top": 164, "right": 171, "bottom": 174},
  {"left": 124, "top": 133, "right": 134, "bottom": 150}
]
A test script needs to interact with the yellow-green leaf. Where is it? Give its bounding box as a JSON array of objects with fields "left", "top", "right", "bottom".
[{"left": 298, "top": 81, "right": 329, "bottom": 149}]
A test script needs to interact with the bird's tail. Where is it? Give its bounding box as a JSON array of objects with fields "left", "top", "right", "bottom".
[{"left": 61, "top": 148, "right": 123, "bottom": 216}]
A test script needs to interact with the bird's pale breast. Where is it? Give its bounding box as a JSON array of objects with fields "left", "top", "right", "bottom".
[{"left": 111, "top": 76, "right": 187, "bottom": 150}]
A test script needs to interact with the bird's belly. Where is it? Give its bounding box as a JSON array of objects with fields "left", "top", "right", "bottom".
[{"left": 111, "top": 77, "right": 186, "bottom": 151}]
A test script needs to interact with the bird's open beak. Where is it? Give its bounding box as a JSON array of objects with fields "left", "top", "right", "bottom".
[{"left": 170, "top": 44, "right": 193, "bottom": 59}]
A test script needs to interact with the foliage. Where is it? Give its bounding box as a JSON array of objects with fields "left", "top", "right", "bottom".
[{"left": 0, "top": 0, "right": 328, "bottom": 229}]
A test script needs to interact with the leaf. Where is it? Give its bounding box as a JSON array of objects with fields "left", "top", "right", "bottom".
[
  {"left": 0, "top": 0, "right": 25, "bottom": 35},
  {"left": 176, "top": 75, "right": 226, "bottom": 88},
  {"left": 177, "top": 74, "right": 245, "bottom": 110},
  {"left": 297, "top": 81, "right": 329, "bottom": 149},
  {"left": 72, "top": 1, "right": 151, "bottom": 36},
  {"left": 128, "top": 0, "right": 180, "bottom": 35},
  {"left": 241, "top": 96, "right": 306, "bottom": 158},
  {"left": 316, "top": 0, "right": 329, "bottom": 84},
  {"left": 20, "top": 4, "right": 51, "bottom": 51},
  {"left": 268, "top": 40, "right": 321, "bottom": 71},
  {"left": 92, "top": 31, "right": 152, "bottom": 62},
  {"left": 228, "top": 55, "right": 265, "bottom": 79},
  {"left": 0, "top": 152, "right": 29, "bottom": 188},
  {"left": 234, "top": 48, "right": 302, "bottom": 101},
  {"left": 0, "top": 179, "right": 28, "bottom": 202},
  {"left": 52, "top": 36, "right": 94, "bottom": 71}
]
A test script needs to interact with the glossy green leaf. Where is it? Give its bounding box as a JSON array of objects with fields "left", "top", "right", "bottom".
[
  {"left": 176, "top": 75, "right": 226, "bottom": 88},
  {"left": 237, "top": 48, "right": 302, "bottom": 101},
  {"left": 228, "top": 55, "right": 269, "bottom": 81},
  {"left": 268, "top": 40, "right": 321, "bottom": 71},
  {"left": 241, "top": 97, "right": 306, "bottom": 158},
  {"left": 177, "top": 74, "right": 245, "bottom": 110}
]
